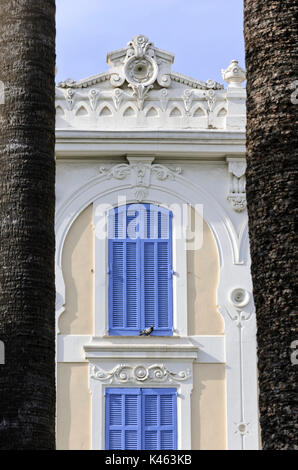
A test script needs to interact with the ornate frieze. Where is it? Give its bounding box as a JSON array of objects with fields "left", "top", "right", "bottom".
[
  {"left": 91, "top": 363, "right": 191, "bottom": 384},
  {"left": 55, "top": 34, "right": 234, "bottom": 129}
]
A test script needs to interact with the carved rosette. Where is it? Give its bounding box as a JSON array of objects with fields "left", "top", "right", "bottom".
[
  {"left": 219, "top": 288, "right": 253, "bottom": 329},
  {"left": 91, "top": 364, "right": 191, "bottom": 384},
  {"left": 122, "top": 35, "right": 159, "bottom": 111},
  {"left": 110, "top": 73, "right": 125, "bottom": 88}
]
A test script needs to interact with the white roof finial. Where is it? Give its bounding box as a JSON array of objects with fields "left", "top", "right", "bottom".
[{"left": 222, "top": 60, "right": 246, "bottom": 88}]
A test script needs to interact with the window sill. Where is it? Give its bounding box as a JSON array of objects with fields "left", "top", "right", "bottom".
[{"left": 84, "top": 335, "right": 198, "bottom": 361}]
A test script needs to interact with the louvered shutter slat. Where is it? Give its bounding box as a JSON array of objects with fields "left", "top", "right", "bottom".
[
  {"left": 126, "top": 242, "right": 138, "bottom": 328},
  {"left": 144, "top": 431, "right": 158, "bottom": 450},
  {"left": 157, "top": 242, "right": 169, "bottom": 328},
  {"left": 106, "top": 391, "right": 123, "bottom": 450},
  {"left": 106, "top": 389, "right": 141, "bottom": 450},
  {"left": 125, "top": 394, "right": 138, "bottom": 425},
  {"left": 142, "top": 389, "right": 177, "bottom": 450},
  {"left": 110, "top": 241, "right": 124, "bottom": 328},
  {"left": 142, "top": 206, "right": 172, "bottom": 335},
  {"left": 144, "top": 242, "right": 156, "bottom": 328},
  {"left": 160, "top": 394, "right": 174, "bottom": 425},
  {"left": 109, "top": 430, "right": 122, "bottom": 450},
  {"left": 144, "top": 394, "right": 158, "bottom": 426},
  {"left": 160, "top": 430, "right": 174, "bottom": 449},
  {"left": 109, "top": 206, "right": 140, "bottom": 335},
  {"left": 109, "top": 393, "right": 122, "bottom": 426},
  {"left": 125, "top": 430, "right": 138, "bottom": 450}
]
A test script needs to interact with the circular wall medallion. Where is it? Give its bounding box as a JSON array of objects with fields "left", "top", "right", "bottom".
[
  {"left": 124, "top": 55, "right": 158, "bottom": 87},
  {"left": 229, "top": 287, "right": 251, "bottom": 308},
  {"left": 134, "top": 365, "right": 149, "bottom": 381}
]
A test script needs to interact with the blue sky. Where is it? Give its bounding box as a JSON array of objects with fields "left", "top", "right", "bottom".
[{"left": 56, "top": 0, "right": 244, "bottom": 85}]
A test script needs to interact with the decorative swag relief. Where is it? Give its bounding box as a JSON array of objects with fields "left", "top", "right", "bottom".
[{"left": 91, "top": 364, "right": 191, "bottom": 385}]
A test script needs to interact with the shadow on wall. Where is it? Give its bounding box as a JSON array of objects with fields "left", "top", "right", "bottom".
[
  {"left": 59, "top": 204, "right": 94, "bottom": 335},
  {"left": 187, "top": 211, "right": 224, "bottom": 335},
  {"left": 57, "top": 204, "right": 94, "bottom": 449}
]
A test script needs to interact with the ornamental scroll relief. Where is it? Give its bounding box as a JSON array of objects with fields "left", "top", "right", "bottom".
[
  {"left": 98, "top": 159, "right": 182, "bottom": 202},
  {"left": 91, "top": 364, "right": 191, "bottom": 385}
]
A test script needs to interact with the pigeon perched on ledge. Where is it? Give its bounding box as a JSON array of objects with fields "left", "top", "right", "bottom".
[{"left": 139, "top": 325, "right": 154, "bottom": 336}]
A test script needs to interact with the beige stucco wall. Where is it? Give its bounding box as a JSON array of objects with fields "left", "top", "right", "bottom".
[
  {"left": 57, "top": 363, "right": 91, "bottom": 450},
  {"left": 59, "top": 204, "right": 94, "bottom": 335},
  {"left": 191, "top": 363, "right": 227, "bottom": 450},
  {"left": 187, "top": 211, "right": 224, "bottom": 335}
]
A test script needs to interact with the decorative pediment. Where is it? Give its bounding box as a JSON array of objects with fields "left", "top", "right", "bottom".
[
  {"left": 56, "top": 35, "right": 246, "bottom": 131},
  {"left": 58, "top": 34, "right": 222, "bottom": 93}
]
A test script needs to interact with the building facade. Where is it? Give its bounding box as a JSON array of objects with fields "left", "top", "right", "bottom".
[{"left": 55, "top": 35, "right": 259, "bottom": 450}]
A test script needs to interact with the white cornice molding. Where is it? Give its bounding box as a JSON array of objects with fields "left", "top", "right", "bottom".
[{"left": 55, "top": 129, "right": 246, "bottom": 159}]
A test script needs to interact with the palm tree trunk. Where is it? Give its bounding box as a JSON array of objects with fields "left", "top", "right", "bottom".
[
  {"left": 0, "top": 1, "right": 56, "bottom": 449},
  {"left": 244, "top": 0, "right": 298, "bottom": 450}
]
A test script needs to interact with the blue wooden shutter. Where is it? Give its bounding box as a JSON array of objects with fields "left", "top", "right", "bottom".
[
  {"left": 109, "top": 206, "right": 141, "bottom": 335},
  {"left": 105, "top": 388, "right": 141, "bottom": 450},
  {"left": 109, "top": 204, "right": 173, "bottom": 336},
  {"left": 141, "top": 205, "right": 173, "bottom": 336},
  {"left": 142, "top": 388, "right": 177, "bottom": 450}
]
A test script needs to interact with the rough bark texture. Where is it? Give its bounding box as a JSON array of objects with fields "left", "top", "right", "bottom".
[
  {"left": 0, "top": 1, "right": 56, "bottom": 449},
  {"left": 244, "top": 0, "right": 298, "bottom": 450}
]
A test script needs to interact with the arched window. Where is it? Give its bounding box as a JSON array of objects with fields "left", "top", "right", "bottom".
[{"left": 108, "top": 204, "right": 173, "bottom": 336}]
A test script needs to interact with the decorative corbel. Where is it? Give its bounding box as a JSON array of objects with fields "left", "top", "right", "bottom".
[{"left": 226, "top": 158, "right": 247, "bottom": 212}]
